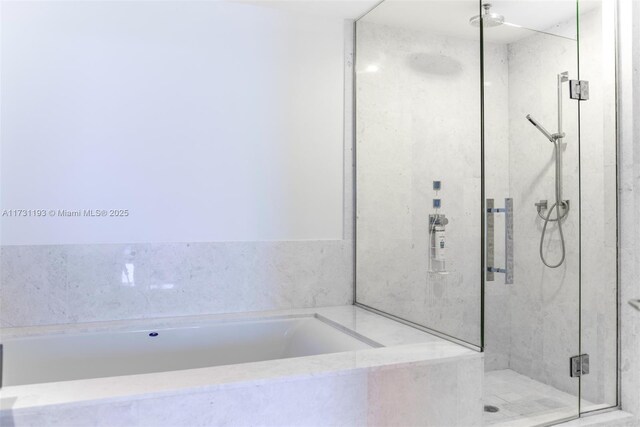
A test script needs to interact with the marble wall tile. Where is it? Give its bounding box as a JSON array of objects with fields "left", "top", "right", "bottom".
[
  {"left": 0, "top": 241, "right": 353, "bottom": 327},
  {"left": 64, "top": 244, "right": 152, "bottom": 323},
  {"left": 343, "top": 20, "right": 356, "bottom": 242},
  {"left": 0, "top": 246, "right": 68, "bottom": 327},
  {"left": 618, "top": 0, "right": 640, "bottom": 421}
]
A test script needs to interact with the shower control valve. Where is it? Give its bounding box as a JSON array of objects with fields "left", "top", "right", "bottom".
[
  {"left": 535, "top": 200, "right": 548, "bottom": 211},
  {"left": 535, "top": 199, "right": 570, "bottom": 212}
]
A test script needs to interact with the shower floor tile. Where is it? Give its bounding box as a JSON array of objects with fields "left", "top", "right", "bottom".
[{"left": 483, "top": 369, "right": 603, "bottom": 426}]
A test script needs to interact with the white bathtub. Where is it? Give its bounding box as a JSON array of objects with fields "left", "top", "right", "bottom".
[
  {"left": 2, "top": 314, "right": 378, "bottom": 386},
  {"left": 0, "top": 306, "right": 483, "bottom": 427}
]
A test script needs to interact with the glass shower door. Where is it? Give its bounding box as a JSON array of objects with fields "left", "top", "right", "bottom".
[
  {"left": 482, "top": 2, "right": 582, "bottom": 424},
  {"left": 576, "top": 0, "right": 619, "bottom": 413}
]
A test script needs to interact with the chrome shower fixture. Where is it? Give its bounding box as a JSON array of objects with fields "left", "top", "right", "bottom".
[
  {"left": 526, "top": 115, "right": 565, "bottom": 142},
  {"left": 469, "top": 3, "right": 505, "bottom": 28},
  {"left": 528, "top": 71, "right": 571, "bottom": 269}
]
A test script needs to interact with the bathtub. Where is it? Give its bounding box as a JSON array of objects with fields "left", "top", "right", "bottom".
[
  {"left": 0, "top": 306, "right": 483, "bottom": 426},
  {"left": 2, "top": 314, "right": 378, "bottom": 387}
]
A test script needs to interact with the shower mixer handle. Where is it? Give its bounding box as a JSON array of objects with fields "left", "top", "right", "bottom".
[
  {"left": 535, "top": 199, "right": 569, "bottom": 210},
  {"left": 535, "top": 199, "right": 569, "bottom": 221}
]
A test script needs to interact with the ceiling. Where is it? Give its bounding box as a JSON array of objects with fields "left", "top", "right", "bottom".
[
  {"left": 360, "top": 0, "right": 601, "bottom": 44},
  {"left": 236, "top": 0, "right": 381, "bottom": 20}
]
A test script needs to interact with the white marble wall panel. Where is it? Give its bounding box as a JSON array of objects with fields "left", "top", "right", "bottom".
[
  {"left": 344, "top": 20, "right": 356, "bottom": 242},
  {"left": 0, "top": 241, "right": 353, "bottom": 327},
  {"left": 618, "top": 0, "right": 640, "bottom": 422}
]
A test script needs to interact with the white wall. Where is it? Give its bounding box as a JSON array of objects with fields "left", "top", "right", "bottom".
[
  {"left": 1, "top": 0, "right": 347, "bottom": 245},
  {"left": 0, "top": 0, "right": 373, "bottom": 327}
]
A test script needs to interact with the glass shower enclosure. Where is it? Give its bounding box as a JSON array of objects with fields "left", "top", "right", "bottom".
[{"left": 354, "top": 0, "right": 618, "bottom": 425}]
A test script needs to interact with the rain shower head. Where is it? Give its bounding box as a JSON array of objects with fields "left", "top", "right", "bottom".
[
  {"left": 526, "top": 114, "right": 556, "bottom": 143},
  {"left": 469, "top": 3, "right": 505, "bottom": 27}
]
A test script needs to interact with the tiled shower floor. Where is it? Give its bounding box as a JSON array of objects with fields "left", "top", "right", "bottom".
[{"left": 483, "top": 370, "right": 608, "bottom": 426}]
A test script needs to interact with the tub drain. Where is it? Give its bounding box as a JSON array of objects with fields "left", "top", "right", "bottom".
[{"left": 484, "top": 405, "right": 500, "bottom": 413}]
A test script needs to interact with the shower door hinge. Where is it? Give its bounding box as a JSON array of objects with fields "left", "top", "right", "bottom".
[
  {"left": 570, "top": 354, "right": 590, "bottom": 377},
  {"left": 569, "top": 80, "right": 589, "bottom": 100}
]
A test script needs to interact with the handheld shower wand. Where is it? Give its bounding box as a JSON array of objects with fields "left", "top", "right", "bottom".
[
  {"left": 525, "top": 72, "right": 570, "bottom": 269},
  {"left": 526, "top": 114, "right": 562, "bottom": 143}
]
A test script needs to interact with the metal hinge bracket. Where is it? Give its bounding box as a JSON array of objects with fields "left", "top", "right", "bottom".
[
  {"left": 570, "top": 354, "right": 590, "bottom": 377},
  {"left": 570, "top": 80, "right": 589, "bottom": 100}
]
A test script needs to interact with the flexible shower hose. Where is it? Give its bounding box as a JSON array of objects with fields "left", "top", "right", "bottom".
[{"left": 539, "top": 140, "right": 569, "bottom": 268}]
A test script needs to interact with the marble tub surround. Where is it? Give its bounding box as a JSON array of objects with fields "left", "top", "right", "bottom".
[
  {"left": 0, "top": 305, "right": 483, "bottom": 426},
  {"left": 0, "top": 241, "right": 353, "bottom": 328}
]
